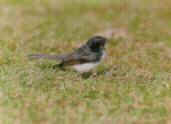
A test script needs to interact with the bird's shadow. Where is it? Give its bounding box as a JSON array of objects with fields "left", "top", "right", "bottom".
[
  {"left": 35, "top": 62, "right": 61, "bottom": 71},
  {"left": 81, "top": 66, "right": 111, "bottom": 79},
  {"left": 81, "top": 72, "right": 92, "bottom": 79}
]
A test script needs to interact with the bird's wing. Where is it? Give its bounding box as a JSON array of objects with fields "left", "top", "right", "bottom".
[{"left": 61, "top": 46, "right": 98, "bottom": 66}]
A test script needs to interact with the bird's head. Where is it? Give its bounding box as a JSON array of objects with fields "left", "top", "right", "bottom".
[{"left": 87, "top": 36, "right": 107, "bottom": 52}]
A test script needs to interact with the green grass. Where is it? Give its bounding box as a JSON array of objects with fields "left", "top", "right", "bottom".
[{"left": 1, "top": 0, "right": 171, "bottom": 123}]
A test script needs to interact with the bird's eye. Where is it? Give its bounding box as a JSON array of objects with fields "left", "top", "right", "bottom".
[{"left": 93, "top": 41, "right": 99, "bottom": 46}]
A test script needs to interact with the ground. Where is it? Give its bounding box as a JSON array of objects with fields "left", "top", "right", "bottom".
[{"left": 0, "top": 0, "right": 171, "bottom": 124}]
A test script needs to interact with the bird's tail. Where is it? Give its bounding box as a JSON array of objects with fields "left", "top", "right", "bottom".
[{"left": 29, "top": 54, "right": 63, "bottom": 60}]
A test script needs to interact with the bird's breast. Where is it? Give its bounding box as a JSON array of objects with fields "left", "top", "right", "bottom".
[
  {"left": 72, "top": 62, "right": 100, "bottom": 73},
  {"left": 72, "top": 51, "right": 106, "bottom": 73}
]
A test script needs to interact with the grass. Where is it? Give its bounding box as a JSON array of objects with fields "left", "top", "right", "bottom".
[{"left": 0, "top": 0, "right": 171, "bottom": 123}]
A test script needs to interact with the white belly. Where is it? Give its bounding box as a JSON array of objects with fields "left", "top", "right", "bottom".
[
  {"left": 72, "top": 51, "right": 106, "bottom": 73},
  {"left": 73, "top": 62, "right": 100, "bottom": 73}
]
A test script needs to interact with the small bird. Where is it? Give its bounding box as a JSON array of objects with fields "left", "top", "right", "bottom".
[{"left": 29, "top": 36, "right": 107, "bottom": 73}]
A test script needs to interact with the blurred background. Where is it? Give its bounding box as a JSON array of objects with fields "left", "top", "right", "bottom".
[{"left": 0, "top": 0, "right": 171, "bottom": 124}]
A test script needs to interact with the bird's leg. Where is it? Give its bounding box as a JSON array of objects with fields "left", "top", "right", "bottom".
[{"left": 92, "top": 72, "right": 97, "bottom": 77}]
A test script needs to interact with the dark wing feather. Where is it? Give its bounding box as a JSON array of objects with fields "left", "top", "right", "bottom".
[{"left": 61, "top": 45, "right": 100, "bottom": 66}]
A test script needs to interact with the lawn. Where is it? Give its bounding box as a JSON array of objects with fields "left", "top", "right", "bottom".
[{"left": 0, "top": 0, "right": 171, "bottom": 123}]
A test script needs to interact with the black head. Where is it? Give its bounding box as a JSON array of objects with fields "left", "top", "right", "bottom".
[{"left": 87, "top": 36, "right": 107, "bottom": 52}]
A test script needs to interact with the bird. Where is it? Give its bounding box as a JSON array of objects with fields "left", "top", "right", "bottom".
[{"left": 29, "top": 36, "right": 107, "bottom": 73}]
